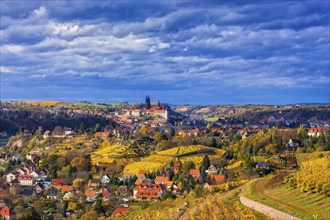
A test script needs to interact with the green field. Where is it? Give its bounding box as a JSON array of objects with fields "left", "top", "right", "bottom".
[
  {"left": 242, "top": 174, "right": 330, "bottom": 220},
  {"left": 204, "top": 117, "right": 219, "bottom": 122}
]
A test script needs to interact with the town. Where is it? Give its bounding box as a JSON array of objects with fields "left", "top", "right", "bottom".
[{"left": 0, "top": 98, "right": 329, "bottom": 219}]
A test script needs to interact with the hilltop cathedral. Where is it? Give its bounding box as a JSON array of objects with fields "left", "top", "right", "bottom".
[{"left": 126, "top": 96, "right": 169, "bottom": 120}]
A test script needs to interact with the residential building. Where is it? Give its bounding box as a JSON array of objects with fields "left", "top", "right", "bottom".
[
  {"left": 154, "top": 176, "right": 169, "bottom": 185},
  {"left": 308, "top": 128, "right": 322, "bottom": 137},
  {"left": 47, "top": 189, "right": 58, "bottom": 199},
  {"left": 288, "top": 139, "right": 300, "bottom": 148},
  {"left": 207, "top": 175, "right": 225, "bottom": 185},
  {"left": 6, "top": 172, "right": 19, "bottom": 183},
  {"left": 205, "top": 165, "right": 218, "bottom": 175},
  {"left": 101, "top": 174, "right": 110, "bottom": 184},
  {"left": 189, "top": 169, "right": 200, "bottom": 181},
  {"left": 62, "top": 185, "right": 74, "bottom": 194},
  {"left": 43, "top": 131, "right": 51, "bottom": 139},
  {"left": 0, "top": 207, "right": 15, "bottom": 220},
  {"left": 18, "top": 175, "right": 33, "bottom": 186},
  {"left": 90, "top": 179, "right": 100, "bottom": 188},
  {"left": 85, "top": 189, "right": 97, "bottom": 202},
  {"left": 133, "top": 183, "right": 166, "bottom": 201},
  {"left": 52, "top": 178, "right": 64, "bottom": 188}
]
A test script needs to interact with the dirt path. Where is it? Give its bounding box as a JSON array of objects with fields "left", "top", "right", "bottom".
[
  {"left": 253, "top": 179, "right": 307, "bottom": 214},
  {"left": 240, "top": 196, "right": 301, "bottom": 220}
]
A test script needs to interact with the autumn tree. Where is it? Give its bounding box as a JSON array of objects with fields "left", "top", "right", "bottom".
[
  {"left": 73, "top": 178, "right": 85, "bottom": 188},
  {"left": 53, "top": 126, "right": 63, "bottom": 136},
  {"left": 80, "top": 210, "right": 98, "bottom": 220},
  {"left": 94, "top": 123, "right": 101, "bottom": 133},
  {"left": 71, "top": 157, "right": 87, "bottom": 172},
  {"left": 94, "top": 198, "right": 104, "bottom": 214}
]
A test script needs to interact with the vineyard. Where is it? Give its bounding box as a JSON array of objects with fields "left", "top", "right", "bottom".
[
  {"left": 112, "top": 187, "right": 266, "bottom": 220},
  {"left": 242, "top": 173, "right": 330, "bottom": 220},
  {"left": 93, "top": 144, "right": 137, "bottom": 158},
  {"left": 123, "top": 161, "right": 163, "bottom": 174},
  {"left": 286, "top": 156, "right": 330, "bottom": 195},
  {"left": 157, "top": 145, "right": 225, "bottom": 157}
]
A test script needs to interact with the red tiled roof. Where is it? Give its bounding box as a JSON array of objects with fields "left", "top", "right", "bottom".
[
  {"left": 164, "top": 181, "right": 173, "bottom": 188},
  {"left": 134, "top": 184, "right": 165, "bottom": 200},
  {"left": 154, "top": 176, "right": 169, "bottom": 183},
  {"left": 149, "top": 104, "right": 166, "bottom": 111},
  {"left": 135, "top": 178, "right": 144, "bottom": 185},
  {"left": 52, "top": 178, "right": 64, "bottom": 187},
  {"left": 85, "top": 189, "right": 96, "bottom": 197},
  {"left": 153, "top": 110, "right": 166, "bottom": 113},
  {"left": 308, "top": 128, "right": 322, "bottom": 133},
  {"left": 208, "top": 174, "right": 225, "bottom": 185},
  {"left": 189, "top": 169, "right": 200, "bottom": 176},
  {"left": 0, "top": 207, "right": 15, "bottom": 218},
  {"left": 62, "top": 185, "right": 74, "bottom": 193},
  {"left": 102, "top": 187, "right": 110, "bottom": 197},
  {"left": 138, "top": 170, "right": 149, "bottom": 175},
  {"left": 18, "top": 175, "right": 33, "bottom": 180}
]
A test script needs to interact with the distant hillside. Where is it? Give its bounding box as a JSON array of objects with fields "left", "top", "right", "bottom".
[{"left": 172, "top": 104, "right": 330, "bottom": 121}]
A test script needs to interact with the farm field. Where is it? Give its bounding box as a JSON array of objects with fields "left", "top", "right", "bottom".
[
  {"left": 204, "top": 117, "right": 219, "bottom": 122},
  {"left": 242, "top": 174, "right": 330, "bottom": 220},
  {"left": 23, "top": 100, "right": 60, "bottom": 106}
]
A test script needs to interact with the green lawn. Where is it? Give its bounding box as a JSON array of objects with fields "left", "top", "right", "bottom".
[
  {"left": 204, "top": 117, "right": 219, "bottom": 122},
  {"left": 242, "top": 175, "right": 330, "bottom": 220}
]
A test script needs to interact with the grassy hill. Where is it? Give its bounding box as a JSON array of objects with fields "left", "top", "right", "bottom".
[
  {"left": 156, "top": 145, "right": 225, "bottom": 167},
  {"left": 109, "top": 185, "right": 268, "bottom": 220},
  {"left": 242, "top": 173, "right": 330, "bottom": 220},
  {"left": 296, "top": 151, "right": 330, "bottom": 166}
]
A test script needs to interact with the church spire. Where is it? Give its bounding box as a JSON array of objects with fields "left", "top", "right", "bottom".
[
  {"left": 157, "top": 100, "right": 161, "bottom": 110},
  {"left": 145, "top": 95, "right": 151, "bottom": 109}
]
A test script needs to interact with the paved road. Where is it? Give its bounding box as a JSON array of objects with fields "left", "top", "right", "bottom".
[{"left": 240, "top": 196, "right": 301, "bottom": 220}]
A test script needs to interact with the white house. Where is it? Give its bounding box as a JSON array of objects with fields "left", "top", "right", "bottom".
[
  {"left": 18, "top": 175, "right": 33, "bottom": 186},
  {"left": 6, "top": 172, "right": 19, "bottom": 183},
  {"left": 30, "top": 171, "right": 41, "bottom": 180},
  {"left": 101, "top": 174, "right": 110, "bottom": 184},
  {"left": 205, "top": 165, "right": 218, "bottom": 175},
  {"left": 288, "top": 139, "right": 300, "bottom": 148}
]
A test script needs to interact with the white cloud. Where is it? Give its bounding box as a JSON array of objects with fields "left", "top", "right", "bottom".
[
  {"left": 1, "top": 44, "right": 25, "bottom": 53},
  {"left": 0, "top": 66, "right": 12, "bottom": 73},
  {"left": 31, "top": 6, "right": 48, "bottom": 18}
]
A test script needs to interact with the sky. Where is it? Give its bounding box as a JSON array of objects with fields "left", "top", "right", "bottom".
[{"left": 0, "top": 0, "right": 329, "bottom": 105}]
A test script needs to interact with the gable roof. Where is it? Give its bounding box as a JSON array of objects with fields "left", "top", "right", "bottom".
[
  {"left": 52, "top": 178, "right": 64, "bottom": 186},
  {"left": 62, "top": 185, "right": 74, "bottom": 193},
  {"left": 47, "top": 189, "right": 58, "bottom": 196},
  {"left": 85, "top": 189, "right": 96, "bottom": 197},
  {"left": 138, "top": 170, "right": 149, "bottom": 175},
  {"left": 154, "top": 176, "right": 169, "bottom": 183},
  {"left": 18, "top": 175, "right": 33, "bottom": 180},
  {"left": 0, "top": 207, "right": 15, "bottom": 218},
  {"left": 133, "top": 184, "right": 166, "bottom": 200},
  {"left": 189, "top": 169, "right": 200, "bottom": 176}
]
